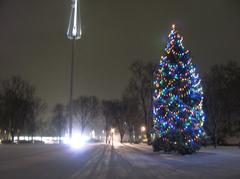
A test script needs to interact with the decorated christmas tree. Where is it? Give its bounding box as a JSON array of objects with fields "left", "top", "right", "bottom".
[{"left": 152, "top": 25, "right": 205, "bottom": 154}]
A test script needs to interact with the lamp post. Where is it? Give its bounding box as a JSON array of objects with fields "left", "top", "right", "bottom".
[
  {"left": 141, "top": 126, "right": 146, "bottom": 142},
  {"left": 67, "top": 0, "right": 82, "bottom": 139},
  {"left": 111, "top": 128, "right": 115, "bottom": 147}
]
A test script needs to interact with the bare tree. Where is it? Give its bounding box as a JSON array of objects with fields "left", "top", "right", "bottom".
[
  {"left": 0, "top": 93, "right": 6, "bottom": 139},
  {"left": 0, "top": 93, "right": 6, "bottom": 136},
  {"left": 26, "top": 98, "right": 47, "bottom": 142},
  {"left": 0, "top": 76, "right": 38, "bottom": 142},
  {"left": 36, "top": 116, "right": 48, "bottom": 142},
  {"left": 122, "top": 91, "right": 142, "bottom": 143},
  {"left": 128, "top": 61, "right": 156, "bottom": 142},
  {"left": 102, "top": 100, "right": 114, "bottom": 143},
  {"left": 204, "top": 61, "right": 240, "bottom": 147},
  {"left": 51, "top": 104, "right": 67, "bottom": 143},
  {"left": 204, "top": 70, "right": 223, "bottom": 148},
  {"left": 73, "top": 96, "right": 99, "bottom": 135},
  {"left": 102, "top": 99, "right": 129, "bottom": 143},
  {"left": 113, "top": 100, "right": 127, "bottom": 143}
]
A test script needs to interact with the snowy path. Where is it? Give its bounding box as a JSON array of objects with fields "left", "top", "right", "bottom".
[{"left": 0, "top": 143, "right": 239, "bottom": 179}]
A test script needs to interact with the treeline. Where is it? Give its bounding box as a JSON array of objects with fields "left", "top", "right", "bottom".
[
  {"left": 102, "top": 61, "right": 154, "bottom": 143},
  {"left": 51, "top": 96, "right": 100, "bottom": 140},
  {"left": 204, "top": 61, "right": 240, "bottom": 146},
  {"left": 47, "top": 60, "right": 240, "bottom": 146},
  {"left": 1, "top": 61, "right": 240, "bottom": 145},
  {"left": 100, "top": 60, "right": 240, "bottom": 145},
  {"left": 50, "top": 61, "right": 154, "bottom": 144},
  {"left": 0, "top": 77, "right": 101, "bottom": 142},
  {"left": 0, "top": 76, "right": 47, "bottom": 142},
  {"left": 0, "top": 61, "right": 154, "bottom": 143}
]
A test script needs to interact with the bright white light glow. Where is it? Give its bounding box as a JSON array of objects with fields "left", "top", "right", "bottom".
[
  {"left": 11, "top": 134, "right": 90, "bottom": 147},
  {"left": 91, "top": 130, "right": 95, "bottom": 139},
  {"left": 141, "top": 126, "right": 146, "bottom": 132},
  {"left": 68, "top": 133, "right": 89, "bottom": 149},
  {"left": 67, "top": 0, "right": 81, "bottom": 39},
  {"left": 72, "top": 0, "right": 78, "bottom": 36},
  {"left": 111, "top": 128, "right": 115, "bottom": 133}
]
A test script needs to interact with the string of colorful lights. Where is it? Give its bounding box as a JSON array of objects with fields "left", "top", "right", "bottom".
[{"left": 152, "top": 25, "right": 205, "bottom": 154}]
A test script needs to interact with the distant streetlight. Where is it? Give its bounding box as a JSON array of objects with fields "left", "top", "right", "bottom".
[
  {"left": 141, "top": 126, "right": 146, "bottom": 132},
  {"left": 111, "top": 128, "right": 115, "bottom": 147},
  {"left": 91, "top": 130, "right": 95, "bottom": 139},
  {"left": 141, "top": 126, "right": 146, "bottom": 142},
  {"left": 111, "top": 128, "right": 115, "bottom": 133},
  {"left": 67, "top": 0, "right": 82, "bottom": 139}
]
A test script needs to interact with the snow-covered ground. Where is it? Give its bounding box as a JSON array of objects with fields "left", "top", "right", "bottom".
[{"left": 0, "top": 143, "right": 239, "bottom": 179}]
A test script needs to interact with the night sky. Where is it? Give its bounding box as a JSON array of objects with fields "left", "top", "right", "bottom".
[{"left": 0, "top": 0, "right": 239, "bottom": 110}]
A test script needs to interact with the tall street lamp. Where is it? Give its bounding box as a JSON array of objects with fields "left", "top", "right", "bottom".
[
  {"left": 67, "top": 0, "right": 82, "bottom": 139},
  {"left": 141, "top": 126, "right": 146, "bottom": 142},
  {"left": 111, "top": 128, "right": 115, "bottom": 147}
]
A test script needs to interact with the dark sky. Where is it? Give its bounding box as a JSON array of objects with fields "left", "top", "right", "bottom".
[{"left": 0, "top": 0, "right": 240, "bottom": 110}]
